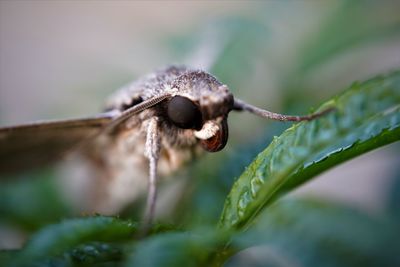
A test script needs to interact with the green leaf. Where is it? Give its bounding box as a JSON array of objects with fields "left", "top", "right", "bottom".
[
  {"left": 0, "top": 250, "right": 18, "bottom": 266},
  {"left": 2, "top": 242, "right": 124, "bottom": 267},
  {"left": 124, "top": 231, "right": 223, "bottom": 267},
  {"left": 9, "top": 216, "right": 137, "bottom": 266},
  {"left": 219, "top": 70, "right": 400, "bottom": 230},
  {"left": 228, "top": 198, "right": 400, "bottom": 267},
  {"left": 0, "top": 169, "right": 71, "bottom": 230},
  {"left": 385, "top": 158, "right": 400, "bottom": 222},
  {"left": 68, "top": 242, "right": 123, "bottom": 265}
]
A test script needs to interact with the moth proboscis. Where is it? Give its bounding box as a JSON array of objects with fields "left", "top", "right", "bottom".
[{"left": 0, "top": 65, "right": 333, "bottom": 232}]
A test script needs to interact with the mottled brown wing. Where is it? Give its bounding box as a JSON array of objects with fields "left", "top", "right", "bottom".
[{"left": 0, "top": 114, "right": 113, "bottom": 175}]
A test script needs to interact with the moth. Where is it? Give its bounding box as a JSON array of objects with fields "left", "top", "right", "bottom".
[{"left": 0, "top": 65, "right": 331, "bottom": 227}]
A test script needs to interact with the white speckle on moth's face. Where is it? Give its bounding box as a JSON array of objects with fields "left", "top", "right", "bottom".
[
  {"left": 165, "top": 86, "right": 179, "bottom": 96},
  {"left": 194, "top": 119, "right": 220, "bottom": 140}
]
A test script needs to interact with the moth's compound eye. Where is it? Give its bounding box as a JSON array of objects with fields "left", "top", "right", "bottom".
[{"left": 167, "top": 96, "right": 202, "bottom": 129}]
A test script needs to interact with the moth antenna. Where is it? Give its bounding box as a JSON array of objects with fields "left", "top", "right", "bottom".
[
  {"left": 104, "top": 93, "right": 171, "bottom": 134},
  {"left": 141, "top": 116, "right": 161, "bottom": 235},
  {"left": 233, "top": 98, "right": 334, "bottom": 122}
]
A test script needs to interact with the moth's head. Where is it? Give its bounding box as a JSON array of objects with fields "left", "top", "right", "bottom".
[{"left": 166, "top": 70, "right": 234, "bottom": 152}]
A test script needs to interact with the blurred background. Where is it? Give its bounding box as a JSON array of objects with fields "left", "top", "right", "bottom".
[{"left": 0, "top": 0, "right": 399, "bottom": 259}]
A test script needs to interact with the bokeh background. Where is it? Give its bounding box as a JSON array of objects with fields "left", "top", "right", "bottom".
[{"left": 0, "top": 0, "right": 399, "bottom": 260}]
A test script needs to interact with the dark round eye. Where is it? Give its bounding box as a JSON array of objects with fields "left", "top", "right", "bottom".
[{"left": 167, "top": 96, "right": 202, "bottom": 129}]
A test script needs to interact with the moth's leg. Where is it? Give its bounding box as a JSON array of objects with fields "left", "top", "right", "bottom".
[
  {"left": 233, "top": 98, "right": 334, "bottom": 122},
  {"left": 143, "top": 116, "right": 161, "bottom": 229}
]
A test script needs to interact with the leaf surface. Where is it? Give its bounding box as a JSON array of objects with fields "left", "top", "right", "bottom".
[{"left": 220, "top": 71, "right": 400, "bottom": 229}]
